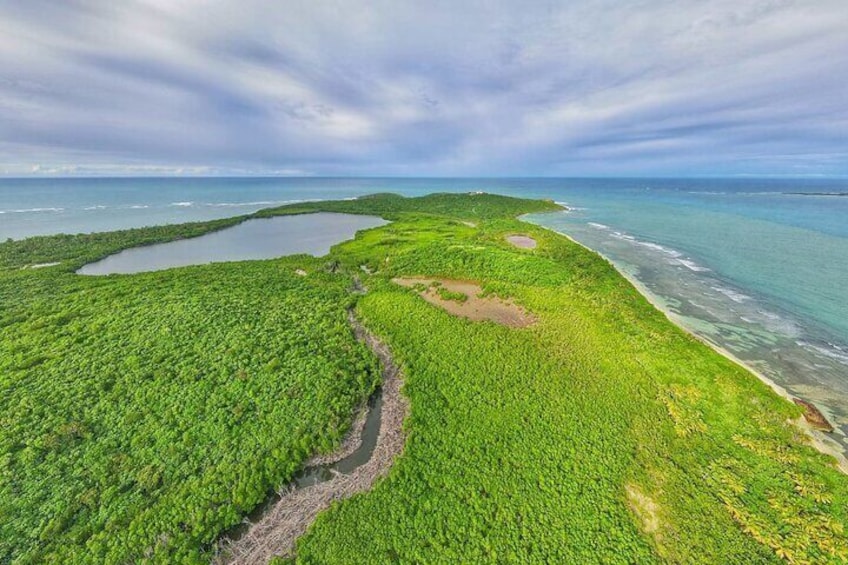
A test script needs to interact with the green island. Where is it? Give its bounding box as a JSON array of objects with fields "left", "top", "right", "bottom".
[{"left": 3, "top": 193, "right": 848, "bottom": 564}]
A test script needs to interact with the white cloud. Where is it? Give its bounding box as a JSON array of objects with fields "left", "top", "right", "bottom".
[{"left": 0, "top": 0, "right": 846, "bottom": 176}]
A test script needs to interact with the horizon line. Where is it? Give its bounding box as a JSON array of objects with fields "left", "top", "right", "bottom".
[{"left": 2, "top": 174, "right": 847, "bottom": 181}]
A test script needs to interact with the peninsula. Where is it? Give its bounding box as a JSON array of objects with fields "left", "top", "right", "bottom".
[{"left": 2, "top": 193, "right": 847, "bottom": 564}]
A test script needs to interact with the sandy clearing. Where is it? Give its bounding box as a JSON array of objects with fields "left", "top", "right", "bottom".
[
  {"left": 506, "top": 235, "right": 537, "bottom": 249},
  {"left": 393, "top": 277, "right": 536, "bottom": 328},
  {"left": 626, "top": 484, "right": 661, "bottom": 535}
]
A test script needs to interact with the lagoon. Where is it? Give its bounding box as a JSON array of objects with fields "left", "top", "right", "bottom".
[{"left": 77, "top": 212, "right": 387, "bottom": 275}]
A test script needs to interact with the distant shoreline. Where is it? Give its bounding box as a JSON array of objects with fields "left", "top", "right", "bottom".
[{"left": 785, "top": 191, "right": 848, "bottom": 196}]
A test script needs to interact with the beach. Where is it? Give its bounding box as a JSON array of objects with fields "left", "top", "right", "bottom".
[{"left": 530, "top": 220, "right": 848, "bottom": 473}]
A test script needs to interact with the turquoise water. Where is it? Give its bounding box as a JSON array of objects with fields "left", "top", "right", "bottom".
[
  {"left": 520, "top": 180, "right": 848, "bottom": 450},
  {"left": 3, "top": 177, "right": 848, "bottom": 447}
]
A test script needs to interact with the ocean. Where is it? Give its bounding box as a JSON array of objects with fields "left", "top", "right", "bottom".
[{"left": 3, "top": 176, "right": 847, "bottom": 449}]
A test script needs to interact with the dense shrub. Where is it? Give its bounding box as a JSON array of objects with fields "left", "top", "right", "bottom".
[{"left": 3, "top": 193, "right": 847, "bottom": 563}]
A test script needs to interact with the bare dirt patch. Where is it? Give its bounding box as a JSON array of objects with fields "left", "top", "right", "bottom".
[
  {"left": 506, "top": 235, "right": 537, "bottom": 249},
  {"left": 393, "top": 277, "right": 536, "bottom": 327},
  {"left": 793, "top": 398, "right": 834, "bottom": 432},
  {"left": 626, "top": 484, "right": 661, "bottom": 534},
  {"left": 626, "top": 483, "right": 680, "bottom": 560}
]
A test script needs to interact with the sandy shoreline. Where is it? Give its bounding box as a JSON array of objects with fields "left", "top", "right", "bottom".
[{"left": 527, "top": 220, "right": 848, "bottom": 473}]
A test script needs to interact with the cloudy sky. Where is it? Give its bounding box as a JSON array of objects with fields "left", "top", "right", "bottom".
[{"left": 1, "top": 1, "right": 846, "bottom": 177}]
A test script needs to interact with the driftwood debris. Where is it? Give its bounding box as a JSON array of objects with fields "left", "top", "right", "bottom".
[{"left": 215, "top": 312, "right": 408, "bottom": 564}]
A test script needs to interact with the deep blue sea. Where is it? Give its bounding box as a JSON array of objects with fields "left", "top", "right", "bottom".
[{"left": 3, "top": 177, "right": 848, "bottom": 448}]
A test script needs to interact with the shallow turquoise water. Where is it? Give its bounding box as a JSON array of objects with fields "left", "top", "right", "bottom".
[
  {"left": 520, "top": 180, "right": 848, "bottom": 448},
  {"left": 4, "top": 176, "right": 848, "bottom": 446}
]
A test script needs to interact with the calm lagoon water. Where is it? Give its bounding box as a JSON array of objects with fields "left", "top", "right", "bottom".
[
  {"left": 77, "top": 213, "right": 387, "bottom": 275},
  {"left": 4, "top": 176, "right": 848, "bottom": 448}
]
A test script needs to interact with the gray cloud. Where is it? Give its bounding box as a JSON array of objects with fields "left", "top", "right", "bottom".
[{"left": 0, "top": 0, "right": 846, "bottom": 176}]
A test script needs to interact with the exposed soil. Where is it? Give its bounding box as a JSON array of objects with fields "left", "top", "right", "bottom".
[
  {"left": 506, "top": 235, "right": 537, "bottom": 249},
  {"left": 626, "top": 484, "right": 661, "bottom": 535},
  {"left": 793, "top": 398, "right": 835, "bottom": 432},
  {"left": 393, "top": 277, "right": 536, "bottom": 328},
  {"left": 215, "top": 312, "right": 408, "bottom": 564}
]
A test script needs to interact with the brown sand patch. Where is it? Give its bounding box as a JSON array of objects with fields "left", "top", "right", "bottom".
[
  {"left": 793, "top": 398, "right": 834, "bottom": 432},
  {"left": 506, "top": 235, "right": 537, "bottom": 249},
  {"left": 393, "top": 277, "right": 536, "bottom": 327}
]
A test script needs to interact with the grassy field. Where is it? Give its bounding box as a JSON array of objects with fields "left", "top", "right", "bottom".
[
  {"left": 3, "top": 193, "right": 848, "bottom": 563},
  {"left": 1, "top": 244, "right": 383, "bottom": 561}
]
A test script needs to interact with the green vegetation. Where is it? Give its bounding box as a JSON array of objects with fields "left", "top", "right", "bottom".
[
  {"left": 434, "top": 286, "right": 468, "bottom": 303},
  {"left": 290, "top": 209, "right": 848, "bottom": 564},
  {"left": 1, "top": 255, "right": 381, "bottom": 562},
  {"left": 1, "top": 216, "right": 247, "bottom": 271},
  {"left": 255, "top": 192, "right": 561, "bottom": 222},
  {"left": 3, "top": 192, "right": 848, "bottom": 563}
]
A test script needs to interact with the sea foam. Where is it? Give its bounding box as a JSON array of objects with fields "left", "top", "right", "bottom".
[{"left": 0, "top": 207, "right": 64, "bottom": 214}]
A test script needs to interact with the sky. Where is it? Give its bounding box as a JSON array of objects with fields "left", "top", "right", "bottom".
[{"left": 1, "top": 1, "right": 847, "bottom": 177}]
